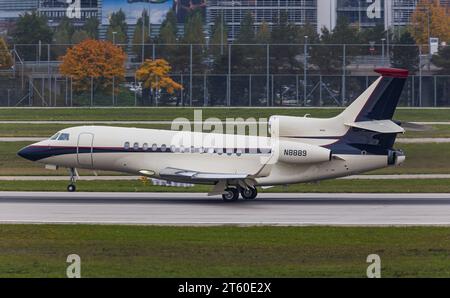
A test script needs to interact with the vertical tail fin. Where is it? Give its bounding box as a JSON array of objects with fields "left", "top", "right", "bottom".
[{"left": 338, "top": 68, "right": 408, "bottom": 123}]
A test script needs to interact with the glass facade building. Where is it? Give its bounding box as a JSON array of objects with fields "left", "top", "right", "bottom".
[{"left": 206, "top": 0, "right": 318, "bottom": 40}]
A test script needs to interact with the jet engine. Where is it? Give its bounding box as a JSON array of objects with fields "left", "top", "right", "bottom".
[{"left": 275, "top": 140, "right": 332, "bottom": 164}]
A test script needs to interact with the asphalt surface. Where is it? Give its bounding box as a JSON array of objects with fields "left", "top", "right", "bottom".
[{"left": 0, "top": 192, "right": 449, "bottom": 226}]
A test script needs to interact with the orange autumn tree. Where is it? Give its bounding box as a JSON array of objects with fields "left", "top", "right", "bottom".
[
  {"left": 59, "top": 39, "right": 126, "bottom": 93},
  {"left": 409, "top": 0, "right": 450, "bottom": 52},
  {"left": 136, "top": 59, "right": 183, "bottom": 102}
]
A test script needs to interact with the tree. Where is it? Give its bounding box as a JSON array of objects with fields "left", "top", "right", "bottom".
[
  {"left": 136, "top": 59, "right": 183, "bottom": 105},
  {"left": 208, "top": 14, "right": 229, "bottom": 106},
  {"left": 256, "top": 22, "right": 271, "bottom": 44},
  {"left": 432, "top": 45, "right": 450, "bottom": 74},
  {"left": 237, "top": 12, "right": 255, "bottom": 43},
  {"left": 12, "top": 12, "right": 53, "bottom": 44},
  {"left": 59, "top": 39, "right": 126, "bottom": 94},
  {"left": 53, "top": 17, "right": 75, "bottom": 58},
  {"left": 431, "top": 45, "right": 450, "bottom": 106},
  {"left": 132, "top": 10, "right": 152, "bottom": 61},
  {"left": 390, "top": 31, "right": 419, "bottom": 73},
  {"left": 83, "top": 17, "right": 99, "bottom": 39},
  {"left": 409, "top": 0, "right": 450, "bottom": 51},
  {"left": 270, "top": 11, "right": 300, "bottom": 74},
  {"left": 12, "top": 12, "right": 53, "bottom": 60},
  {"left": 106, "top": 10, "right": 128, "bottom": 45},
  {"left": 71, "top": 30, "right": 90, "bottom": 44},
  {"left": 0, "top": 37, "right": 13, "bottom": 69}
]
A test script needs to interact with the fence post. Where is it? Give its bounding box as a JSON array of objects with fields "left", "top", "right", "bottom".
[
  {"left": 190, "top": 44, "right": 193, "bottom": 107},
  {"left": 434, "top": 75, "right": 437, "bottom": 107},
  {"left": 228, "top": 44, "right": 231, "bottom": 106},
  {"left": 296, "top": 74, "right": 299, "bottom": 106},
  {"left": 249, "top": 74, "right": 252, "bottom": 107},
  {"left": 342, "top": 44, "right": 346, "bottom": 106},
  {"left": 180, "top": 74, "right": 184, "bottom": 106},
  {"left": 91, "top": 76, "right": 94, "bottom": 107},
  {"left": 319, "top": 75, "right": 323, "bottom": 107},
  {"left": 134, "top": 74, "right": 137, "bottom": 107},
  {"left": 419, "top": 45, "right": 422, "bottom": 107},
  {"left": 266, "top": 44, "right": 270, "bottom": 107},
  {"left": 112, "top": 76, "right": 115, "bottom": 106}
]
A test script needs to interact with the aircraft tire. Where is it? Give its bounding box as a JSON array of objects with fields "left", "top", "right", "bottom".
[
  {"left": 67, "top": 184, "right": 76, "bottom": 192},
  {"left": 222, "top": 187, "right": 239, "bottom": 202},
  {"left": 241, "top": 187, "right": 258, "bottom": 200}
]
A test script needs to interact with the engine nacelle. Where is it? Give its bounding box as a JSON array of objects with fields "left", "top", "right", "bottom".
[{"left": 275, "top": 140, "right": 332, "bottom": 164}]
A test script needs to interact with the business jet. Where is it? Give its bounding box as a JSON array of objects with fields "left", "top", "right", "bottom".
[{"left": 18, "top": 68, "right": 410, "bottom": 202}]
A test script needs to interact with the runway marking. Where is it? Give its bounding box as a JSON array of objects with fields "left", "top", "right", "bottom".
[{"left": 0, "top": 192, "right": 449, "bottom": 226}]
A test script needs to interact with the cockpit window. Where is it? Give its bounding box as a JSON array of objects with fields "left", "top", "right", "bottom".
[
  {"left": 50, "top": 133, "right": 60, "bottom": 140},
  {"left": 58, "top": 133, "right": 70, "bottom": 141}
]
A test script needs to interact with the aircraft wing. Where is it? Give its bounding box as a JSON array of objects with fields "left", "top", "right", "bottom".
[{"left": 158, "top": 167, "right": 251, "bottom": 184}]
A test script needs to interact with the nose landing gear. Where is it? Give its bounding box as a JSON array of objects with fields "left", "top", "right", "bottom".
[{"left": 67, "top": 168, "right": 77, "bottom": 192}]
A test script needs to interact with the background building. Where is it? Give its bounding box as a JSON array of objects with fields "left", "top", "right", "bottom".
[
  {"left": 0, "top": 0, "right": 38, "bottom": 35},
  {"left": 38, "top": 0, "right": 99, "bottom": 28},
  {"left": 206, "top": 0, "right": 318, "bottom": 40},
  {"left": 319, "top": 0, "right": 449, "bottom": 33}
]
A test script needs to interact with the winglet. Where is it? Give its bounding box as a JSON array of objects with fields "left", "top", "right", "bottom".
[{"left": 374, "top": 68, "right": 409, "bottom": 78}]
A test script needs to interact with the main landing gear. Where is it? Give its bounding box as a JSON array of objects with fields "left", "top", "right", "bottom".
[
  {"left": 222, "top": 186, "right": 258, "bottom": 202},
  {"left": 67, "top": 168, "right": 77, "bottom": 192}
]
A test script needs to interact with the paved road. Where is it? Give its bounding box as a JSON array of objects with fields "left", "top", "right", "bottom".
[
  {"left": 0, "top": 192, "right": 449, "bottom": 226},
  {"left": 1, "top": 174, "right": 449, "bottom": 181}
]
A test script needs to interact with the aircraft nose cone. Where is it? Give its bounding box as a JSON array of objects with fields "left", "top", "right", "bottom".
[{"left": 17, "top": 146, "right": 37, "bottom": 161}]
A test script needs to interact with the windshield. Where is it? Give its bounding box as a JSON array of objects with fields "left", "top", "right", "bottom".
[{"left": 50, "top": 133, "right": 60, "bottom": 140}]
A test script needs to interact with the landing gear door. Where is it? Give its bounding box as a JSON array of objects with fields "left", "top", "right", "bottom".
[{"left": 77, "top": 133, "right": 94, "bottom": 168}]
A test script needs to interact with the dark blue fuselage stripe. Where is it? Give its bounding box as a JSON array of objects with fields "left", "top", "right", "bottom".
[{"left": 20, "top": 146, "right": 273, "bottom": 161}]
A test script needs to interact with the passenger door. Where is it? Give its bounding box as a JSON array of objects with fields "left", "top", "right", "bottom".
[{"left": 77, "top": 133, "right": 94, "bottom": 168}]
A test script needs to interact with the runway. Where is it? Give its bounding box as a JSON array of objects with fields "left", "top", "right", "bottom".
[{"left": 1, "top": 192, "right": 450, "bottom": 226}]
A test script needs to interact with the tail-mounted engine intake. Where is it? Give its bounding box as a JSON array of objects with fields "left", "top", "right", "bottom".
[{"left": 275, "top": 140, "right": 332, "bottom": 164}]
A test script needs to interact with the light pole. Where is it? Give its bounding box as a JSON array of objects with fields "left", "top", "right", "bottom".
[
  {"left": 112, "top": 31, "right": 117, "bottom": 45},
  {"left": 304, "top": 35, "right": 308, "bottom": 106}
]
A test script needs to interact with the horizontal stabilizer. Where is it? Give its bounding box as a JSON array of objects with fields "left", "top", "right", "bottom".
[{"left": 345, "top": 120, "right": 405, "bottom": 134}]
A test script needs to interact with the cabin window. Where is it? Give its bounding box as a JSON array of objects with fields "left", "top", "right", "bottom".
[
  {"left": 236, "top": 149, "right": 243, "bottom": 157},
  {"left": 152, "top": 143, "right": 158, "bottom": 151},
  {"left": 133, "top": 143, "right": 139, "bottom": 150},
  {"left": 170, "top": 145, "right": 176, "bottom": 153},
  {"left": 58, "top": 133, "right": 70, "bottom": 141},
  {"left": 50, "top": 133, "right": 60, "bottom": 140},
  {"left": 216, "top": 148, "right": 223, "bottom": 155},
  {"left": 226, "top": 148, "right": 233, "bottom": 156},
  {"left": 161, "top": 144, "right": 167, "bottom": 152},
  {"left": 142, "top": 143, "right": 148, "bottom": 151},
  {"left": 180, "top": 145, "right": 185, "bottom": 153},
  {"left": 124, "top": 142, "right": 130, "bottom": 150}
]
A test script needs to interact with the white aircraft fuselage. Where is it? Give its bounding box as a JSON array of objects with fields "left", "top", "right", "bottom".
[{"left": 18, "top": 68, "right": 409, "bottom": 201}]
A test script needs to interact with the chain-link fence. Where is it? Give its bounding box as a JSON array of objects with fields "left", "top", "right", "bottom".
[{"left": 1, "top": 43, "right": 449, "bottom": 107}]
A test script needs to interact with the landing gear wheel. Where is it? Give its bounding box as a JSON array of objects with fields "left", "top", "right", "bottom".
[
  {"left": 67, "top": 184, "right": 76, "bottom": 192},
  {"left": 241, "top": 187, "right": 258, "bottom": 200},
  {"left": 222, "top": 187, "right": 239, "bottom": 202}
]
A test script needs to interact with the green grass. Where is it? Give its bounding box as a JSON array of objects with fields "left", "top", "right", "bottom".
[
  {"left": 0, "top": 225, "right": 449, "bottom": 277},
  {"left": 372, "top": 143, "right": 450, "bottom": 174},
  {"left": 0, "top": 179, "right": 449, "bottom": 193},
  {"left": 0, "top": 107, "right": 449, "bottom": 122},
  {"left": 1, "top": 142, "right": 449, "bottom": 176}
]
